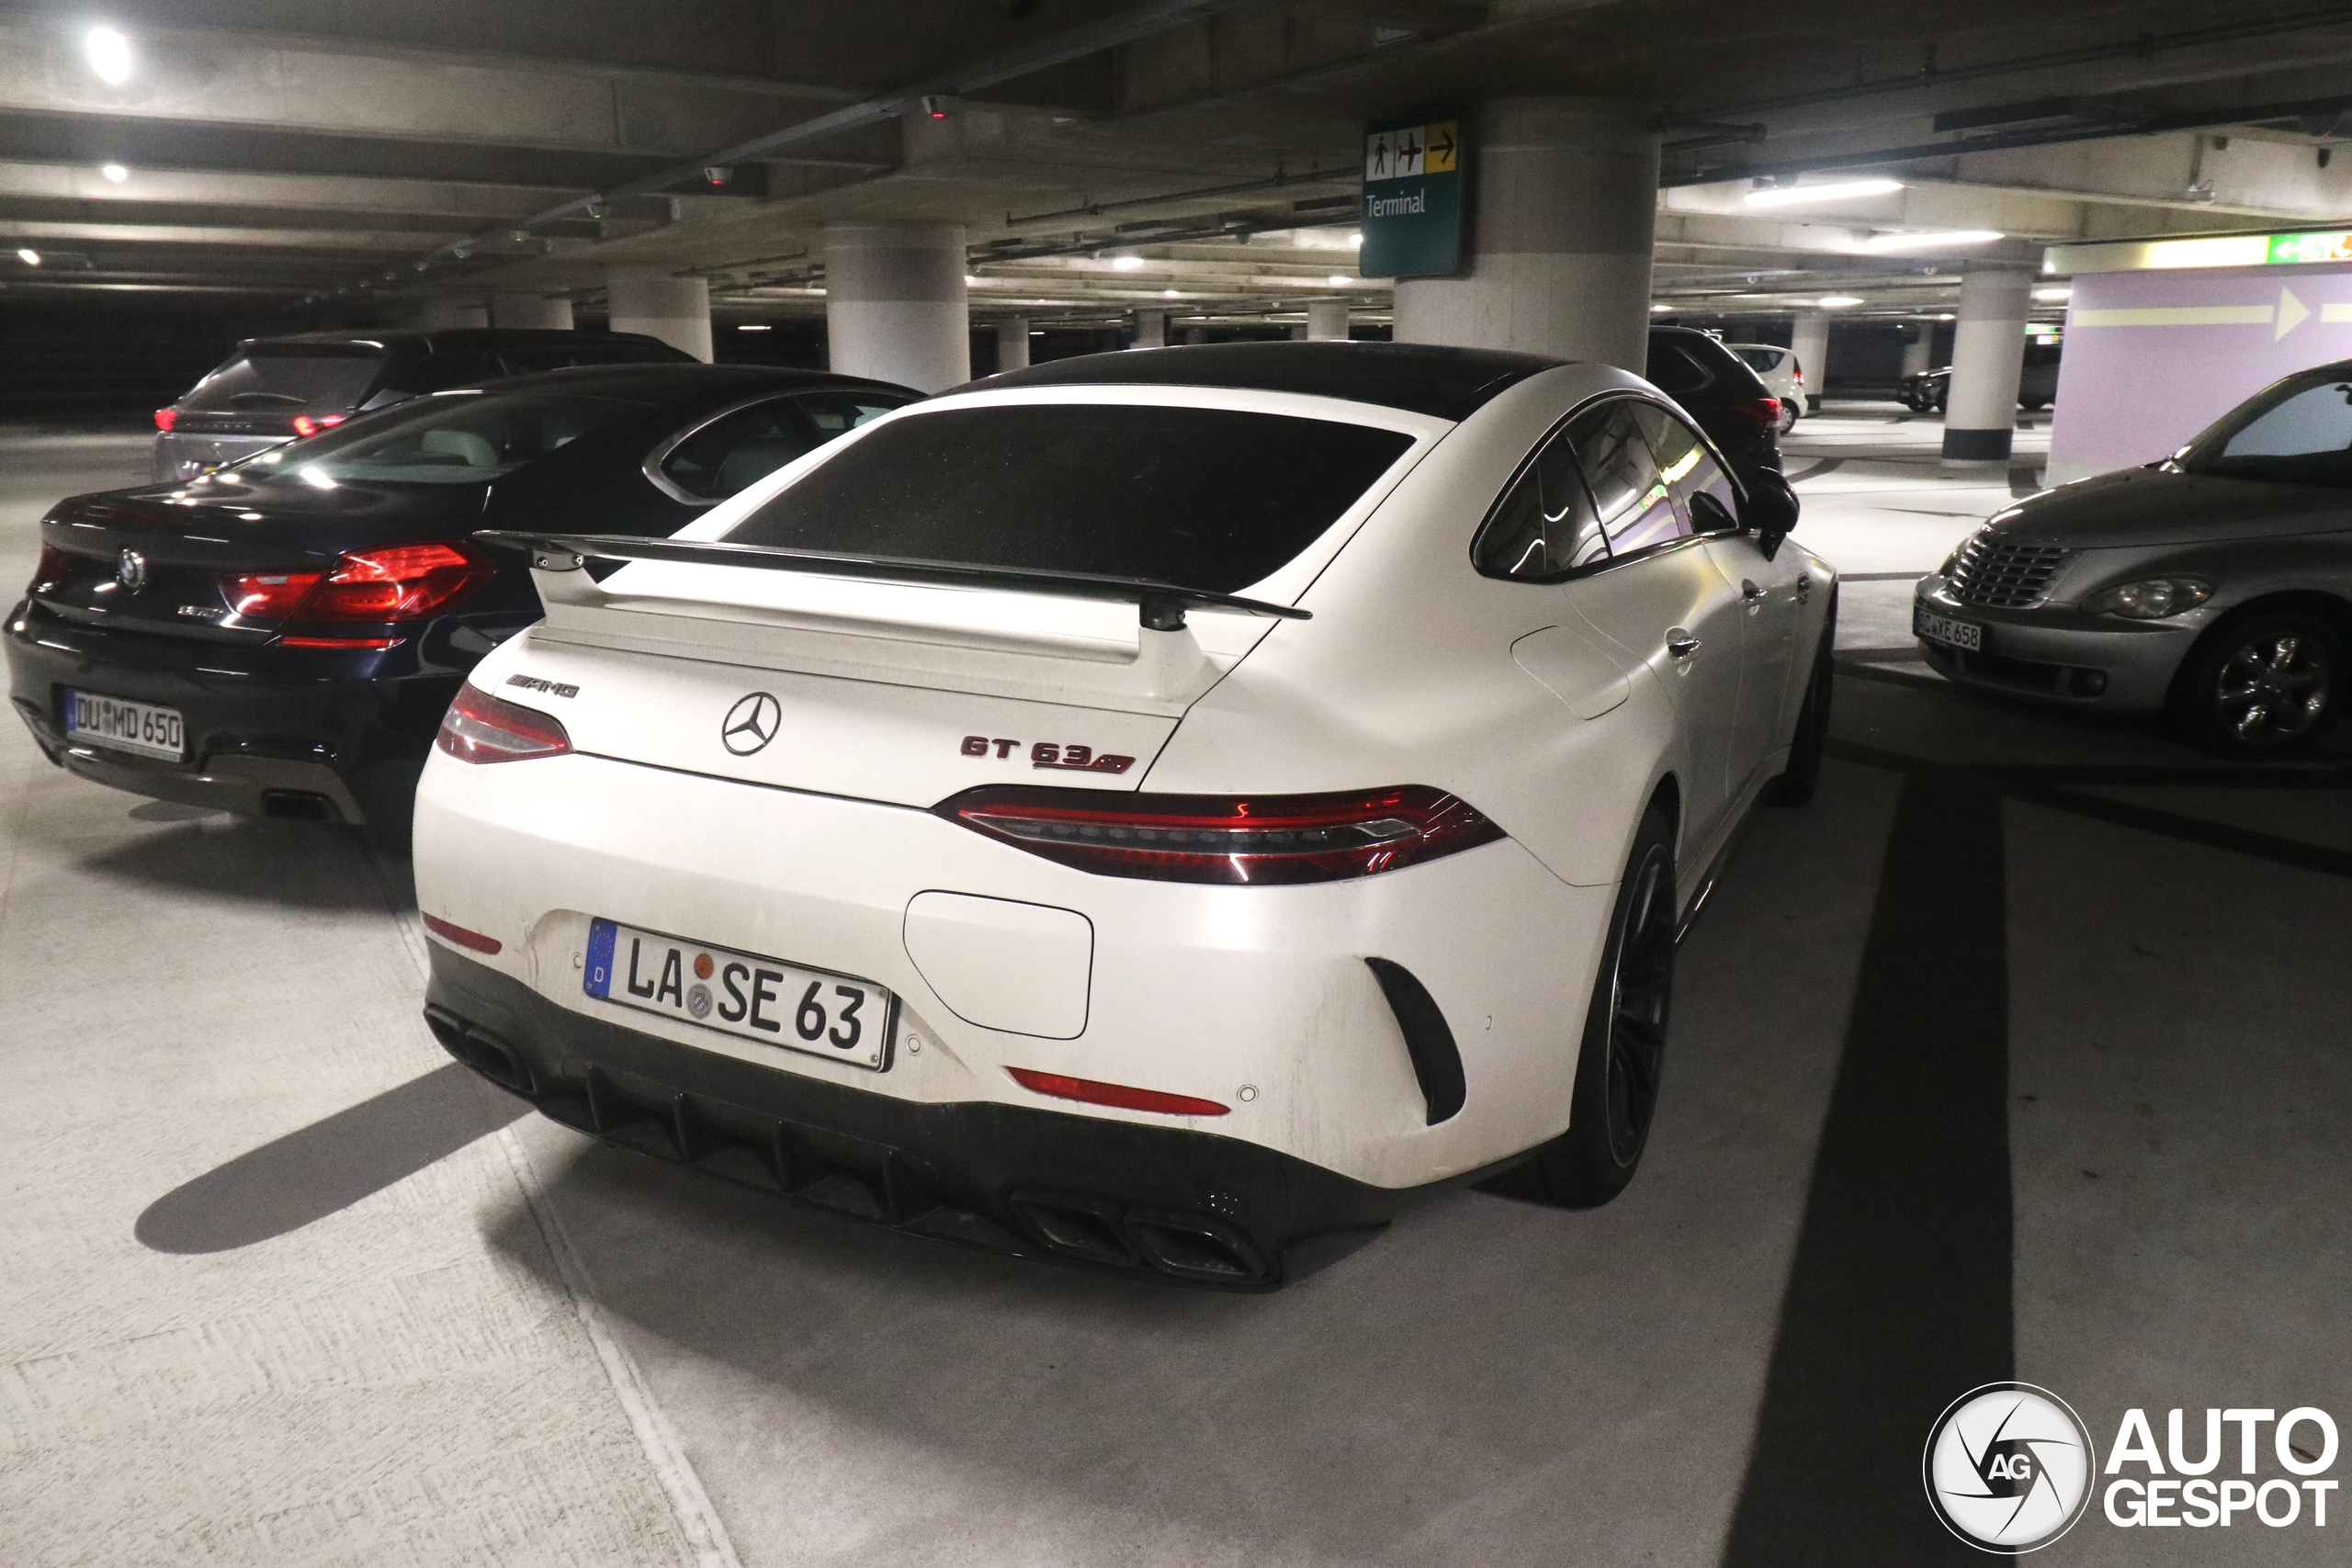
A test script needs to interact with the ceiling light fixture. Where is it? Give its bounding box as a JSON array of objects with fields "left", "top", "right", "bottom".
[
  {"left": 2034, "top": 286, "right": 2073, "bottom": 301},
  {"left": 1328, "top": 275, "right": 1350, "bottom": 286},
  {"left": 1865, "top": 230, "right": 2003, "bottom": 251},
  {"left": 1649, "top": 302, "right": 1672, "bottom": 312},
  {"left": 1111, "top": 254, "right": 1144, "bottom": 271},
  {"left": 100, "top": 163, "right": 128, "bottom": 183},
  {"left": 1163, "top": 288, "right": 1178, "bottom": 298},
  {"left": 16, "top": 249, "right": 40, "bottom": 266},
  {"left": 1744, "top": 178, "right": 1902, "bottom": 209},
  {"left": 1348, "top": 231, "right": 1363, "bottom": 247},
  {"left": 85, "top": 26, "right": 132, "bottom": 84},
  {"left": 1818, "top": 295, "right": 1865, "bottom": 307},
  {"left": 737, "top": 323, "right": 771, "bottom": 331}
]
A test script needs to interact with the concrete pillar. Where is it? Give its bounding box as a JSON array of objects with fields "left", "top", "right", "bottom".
[
  {"left": 419, "top": 299, "right": 489, "bottom": 330},
  {"left": 1290, "top": 323, "right": 1310, "bottom": 341},
  {"left": 1394, "top": 97, "right": 1658, "bottom": 371},
  {"left": 1941, "top": 265, "right": 2034, "bottom": 464},
  {"left": 995, "top": 315, "right": 1031, "bottom": 373},
  {"left": 1790, "top": 311, "right": 1831, "bottom": 413},
  {"left": 824, "top": 221, "right": 969, "bottom": 393},
  {"left": 607, "top": 267, "right": 711, "bottom": 362},
  {"left": 1901, "top": 327, "right": 1934, "bottom": 378},
  {"left": 1131, "top": 309, "right": 1166, "bottom": 349},
  {"left": 1183, "top": 326, "right": 1206, "bottom": 344},
  {"left": 1306, "top": 299, "right": 1350, "bottom": 342},
  {"left": 491, "top": 292, "right": 572, "bottom": 331}
]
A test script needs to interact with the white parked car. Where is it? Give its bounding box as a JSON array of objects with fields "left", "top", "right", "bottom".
[
  {"left": 413, "top": 343, "right": 1837, "bottom": 1288},
  {"left": 1727, "top": 343, "right": 1805, "bottom": 433}
]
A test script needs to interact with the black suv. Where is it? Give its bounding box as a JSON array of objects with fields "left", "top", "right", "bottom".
[
  {"left": 151, "top": 328, "right": 694, "bottom": 481},
  {"left": 1645, "top": 326, "right": 1784, "bottom": 477}
]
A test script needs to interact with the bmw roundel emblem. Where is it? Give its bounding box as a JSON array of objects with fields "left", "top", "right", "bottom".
[
  {"left": 117, "top": 549, "right": 147, "bottom": 589},
  {"left": 721, "top": 692, "right": 782, "bottom": 756}
]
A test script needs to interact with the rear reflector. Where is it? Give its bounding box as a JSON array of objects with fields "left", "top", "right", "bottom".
[
  {"left": 1006, "top": 1067, "right": 1228, "bottom": 1117},
  {"left": 422, "top": 914, "right": 502, "bottom": 954},
  {"left": 435, "top": 684, "right": 571, "bottom": 764},
  {"left": 936, "top": 784, "right": 1503, "bottom": 885},
  {"left": 224, "top": 541, "right": 491, "bottom": 624},
  {"left": 281, "top": 636, "right": 402, "bottom": 649},
  {"left": 1733, "top": 396, "right": 1782, "bottom": 429}
]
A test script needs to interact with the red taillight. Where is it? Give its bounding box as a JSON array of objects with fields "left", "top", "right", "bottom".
[
  {"left": 223, "top": 541, "right": 491, "bottom": 624},
  {"left": 422, "top": 914, "right": 502, "bottom": 953},
  {"left": 1734, "top": 396, "right": 1782, "bottom": 429},
  {"left": 435, "top": 683, "right": 571, "bottom": 764},
  {"left": 935, "top": 784, "right": 1504, "bottom": 886},
  {"left": 289, "top": 412, "right": 345, "bottom": 437},
  {"left": 153, "top": 407, "right": 177, "bottom": 432},
  {"left": 281, "top": 636, "right": 402, "bottom": 649},
  {"left": 1006, "top": 1067, "right": 1228, "bottom": 1117},
  {"left": 30, "top": 543, "right": 70, "bottom": 592}
]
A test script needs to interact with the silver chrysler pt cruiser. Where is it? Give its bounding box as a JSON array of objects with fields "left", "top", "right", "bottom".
[{"left": 1915, "top": 362, "right": 2352, "bottom": 755}]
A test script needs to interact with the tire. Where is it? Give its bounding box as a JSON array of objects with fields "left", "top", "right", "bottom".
[
  {"left": 1528, "top": 806, "right": 1678, "bottom": 1207},
  {"left": 1779, "top": 401, "right": 1799, "bottom": 434},
  {"left": 1764, "top": 617, "right": 1836, "bottom": 807},
  {"left": 2168, "top": 607, "right": 2343, "bottom": 756}
]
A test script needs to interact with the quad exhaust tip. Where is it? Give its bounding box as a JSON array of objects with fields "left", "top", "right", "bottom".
[{"left": 1009, "top": 1189, "right": 1267, "bottom": 1284}]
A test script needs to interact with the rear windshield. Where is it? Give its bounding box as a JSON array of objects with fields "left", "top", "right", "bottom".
[
  {"left": 2180, "top": 370, "right": 2352, "bottom": 487},
  {"left": 1732, "top": 347, "right": 1784, "bottom": 373},
  {"left": 238, "top": 390, "right": 636, "bottom": 486},
  {"left": 495, "top": 338, "right": 691, "bottom": 374},
  {"left": 180, "top": 344, "right": 385, "bottom": 414},
  {"left": 722, "top": 403, "right": 1416, "bottom": 592}
]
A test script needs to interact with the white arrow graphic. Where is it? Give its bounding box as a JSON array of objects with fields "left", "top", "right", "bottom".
[{"left": 2277, "top": 285, "right": 2310, "bottom": 340}]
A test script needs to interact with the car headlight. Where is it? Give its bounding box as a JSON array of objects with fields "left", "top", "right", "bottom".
[{"left": 2082, "top": 576, "right": 2214, "bottom": 619}]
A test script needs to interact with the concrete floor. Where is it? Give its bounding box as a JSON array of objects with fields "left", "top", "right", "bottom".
[{"left": 4, "top": 410, "right": 2346, "bottom": 1565}]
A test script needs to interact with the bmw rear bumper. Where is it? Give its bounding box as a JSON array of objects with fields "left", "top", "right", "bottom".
[
  {"left": 424, "top": 942, "right": 1393, "bottom": 1288},
  {"left": 6, "top": 598, "right": 466, "bottom": 824}
]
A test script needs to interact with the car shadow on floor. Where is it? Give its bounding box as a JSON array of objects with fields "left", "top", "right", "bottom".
[
  {"left": 70, "top": 808, "right": 391, "bottom": 912},
  {"left": 135, "top": 1062, "right": 528, "bottom": 1253}
]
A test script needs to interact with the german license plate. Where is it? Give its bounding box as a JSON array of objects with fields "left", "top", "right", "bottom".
[
  {"left": 64, "top": 689, "right": 186, "bottom": 760},
  {"left": 1914, "top": 607, "right": 1984, "bottom": 652},
  {"left": 584, "top": 918, "right": 894, "bottom": 1070}
]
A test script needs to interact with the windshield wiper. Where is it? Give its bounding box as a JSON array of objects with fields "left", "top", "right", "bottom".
[{"left": 474, "top": 530, "right": 1310, "bottom": 631}]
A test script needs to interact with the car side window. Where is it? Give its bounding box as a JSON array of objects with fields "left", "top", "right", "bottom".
[
  {"left": 1568, "top": 400, "right": 1687, "bottom": 555},
  {"left": 793, "top": 391, "right": 911, "bottom": 435},
  {"left": 1644, "top": 342, "right": 1714, "bottom": 396},
  {"left": 1629, "top": 402, "right": 1741, "bottom": 535},
  {"left": 658, "top": 398, "right": 820, "bottom": 502},
  {"left": 1473, "top": 427, "right": 1610, "bottom": 581}
]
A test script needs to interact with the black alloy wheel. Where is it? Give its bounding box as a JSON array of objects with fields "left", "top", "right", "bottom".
[
  {"left": 2173, "top": 609, "right": 2341, "bottom": 756},
  {"left": 1532, "top": 806, "right": 1679, "bottom": 1206}
]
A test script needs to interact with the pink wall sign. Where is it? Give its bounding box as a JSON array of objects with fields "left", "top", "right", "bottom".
[{"left": 2046, "top": 258, "right": 2352, "bottom": 484}]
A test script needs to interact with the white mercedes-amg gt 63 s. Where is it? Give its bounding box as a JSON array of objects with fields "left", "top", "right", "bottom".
[{"left": 413, "top": 342, "right": 1836, "bottom": 1288}]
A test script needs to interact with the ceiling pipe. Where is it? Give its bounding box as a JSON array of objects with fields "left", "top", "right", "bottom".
[{"left": 327, "top": 0, "right": 1260, "bottom": 298}]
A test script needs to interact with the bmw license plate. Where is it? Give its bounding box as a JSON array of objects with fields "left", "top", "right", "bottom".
[
  {"left": 584, "top": 918, "right": 895, "bottom": 1070},
  {"left": 64, "top": 689, "right": 186, "bottom": 761},
  {"left": 1914, "top": 607, "right": 1984, "bottom": 652}
]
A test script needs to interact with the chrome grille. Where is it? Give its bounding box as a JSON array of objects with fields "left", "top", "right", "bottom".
[{"left": 1947, "top": 536, "right": 2071, "bottom": 609}]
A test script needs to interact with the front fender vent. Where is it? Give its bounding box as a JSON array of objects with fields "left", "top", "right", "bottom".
[{"left": 1364, "top": 958, "right": 1465, "bottom": 1125}]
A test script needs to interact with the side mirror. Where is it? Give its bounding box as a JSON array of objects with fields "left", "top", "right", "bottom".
[{"left": 1740, "top": 468, "right": 1800, "bottom": 559}]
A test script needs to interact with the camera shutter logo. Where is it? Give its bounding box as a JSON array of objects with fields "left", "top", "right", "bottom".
[
  {"left": 721, "top": 692, "right": 782, "bottom": 756},
  {"left": 1924, "top": 1383, "right": 2098, "bottom": 1553}
]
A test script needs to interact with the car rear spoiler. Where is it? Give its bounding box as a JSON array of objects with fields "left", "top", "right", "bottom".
[{"left": 472, "top": 531, "right": 1309, "bottom": 633}]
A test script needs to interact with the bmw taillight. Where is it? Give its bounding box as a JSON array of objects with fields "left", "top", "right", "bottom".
[
  {"left": 290, "top": 412, "right": 345, "bottom": 437},
  {"left": 934, "top": 784, "right": 1504, "bottom": 886},
  {"left": 153, "top": 407, "right": 177, "bottom": 432},
  {"left": 1733, "top": 396, "right": 1782, "bottom": 429},
  {"left": 224, "top": 541, "right": 492, "bottom": 623},
  {"left": 435, "top": 684, "right": 571, "bottom": 763}
]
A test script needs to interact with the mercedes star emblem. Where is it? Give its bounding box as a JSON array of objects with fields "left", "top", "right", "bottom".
[
  {"left": 117, "top": 549, "right": 147, "bottom": 590},
  {"left": 721, "top": 692, "right": 782, "bottom": 756}
]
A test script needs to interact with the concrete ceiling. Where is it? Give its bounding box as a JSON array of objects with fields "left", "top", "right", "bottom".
[{"left": 6, "top": 0, "right": 2352, "bottom": 326}]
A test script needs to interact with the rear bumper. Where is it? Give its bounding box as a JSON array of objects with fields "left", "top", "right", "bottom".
[
  {"left": 425, "top": 944, "right": 1394, "bottom": 1288},
  {"left": 6, "top": 599, "right": 464, "bottom": 822}
]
